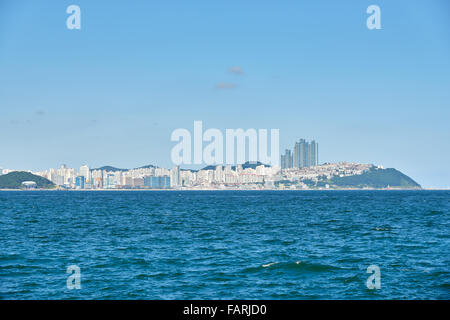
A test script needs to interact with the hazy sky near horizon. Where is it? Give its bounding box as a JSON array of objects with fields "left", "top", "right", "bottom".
[{"left": 1, "top": 0, "right": 449, "bottom": 188}]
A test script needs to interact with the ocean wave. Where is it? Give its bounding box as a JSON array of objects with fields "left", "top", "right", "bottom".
[
  {"left": 262, "top": 262, "right": 279, "bottom": 268},
  {"left": 244, "top": 260, "right": 340, "bottom": 273}
]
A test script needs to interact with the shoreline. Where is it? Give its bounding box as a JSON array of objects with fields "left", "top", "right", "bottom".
[{"left": 0, "top": 188, "right": 445, "bottom": 192}]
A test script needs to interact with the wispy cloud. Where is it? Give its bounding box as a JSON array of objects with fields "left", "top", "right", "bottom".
[
  {"left": 228, "top": 66, "right": 244, "bottom": 75},
  {"left": 9, "top": 119, "right": 32, "bottom": 125},
  {"left": 215, "top": 82, "right": 237, "bottom": 90}
]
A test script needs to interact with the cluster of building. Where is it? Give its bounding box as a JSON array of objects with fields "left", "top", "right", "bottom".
[
  {"left": 280, "top": 139, "right": 319, "bottom": 169},
  {"left": 1, "top": 161, "right": 380, "bottom": 190},
  {"left": 0, "top": 139, "right": 385, "bottom": 190},
  {"left": 29, "top": 165, "right": 177, "bottom": 190},
  {"left": 278, "top": 162, "right": 380, "bottom": 189},
  {"left": 24, "top": 163, "right": 279, "bottom": 190}
]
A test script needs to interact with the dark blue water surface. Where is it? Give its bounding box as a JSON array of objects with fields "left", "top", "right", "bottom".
[{"left": 0, "top": 190, "right": 449, "bottom": 299}]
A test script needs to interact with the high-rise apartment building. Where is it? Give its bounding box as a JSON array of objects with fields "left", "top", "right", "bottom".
[
  {"left": 283, "top": 139, "right": 319, "bottom": 169},
  {"left": 79, "top": 165, "right": 90, "bottom": 182},
  {"left": 280, "top": 149, "right": 293, "bottom": 169},
  {"left": 309, "top": 140, "right": 318, "bottom": 167},
  {"left": 170, "top": 166, "right": 180, "bottom": 187}
]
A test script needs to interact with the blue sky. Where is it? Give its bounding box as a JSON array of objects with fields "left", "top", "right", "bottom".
[{"left": 0, "top": 0, "right": 449, "bottom": 188}]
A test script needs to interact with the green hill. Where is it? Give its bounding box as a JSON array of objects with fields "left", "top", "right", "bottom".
[
  {"left": 92, "top": 164, "right": 157, "bottom": 172},
  {"left": 92, "top": 165, "right": 128, "bottom": 172},
  {"left": 0, "top": 171, "right": 55, "bottom": 189},
  {"left": 329, "top": 168, "right": 421, "bottom": 189},
  {"left": 202, "top": 161, "right": 268, "bottom": 171}
]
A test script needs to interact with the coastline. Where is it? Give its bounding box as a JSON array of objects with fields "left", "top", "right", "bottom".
[{"left": 1, "top": 187, "right": 444, "bottom": 192}]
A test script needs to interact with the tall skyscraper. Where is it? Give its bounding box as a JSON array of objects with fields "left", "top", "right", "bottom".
[
  {"left": 281, "top": 149, "right": 293, "bottom": 169},
  {"left": 294, "top": 139, "right": 308, "bottom": 168},
  {"left": 283, "top": 139, "right": 319, "bottom": 169},
  {"left": 309, "top": 140, "right": 318, "bottom": 167},
  {"left": 170, "top": 166, "right": 180, "bottom": 187},
  {"left": 293, "top": 142, "right": 299, "bottom": 168},
  {"left": 79, "top": 165, "right": 90, "bottom": 182}
]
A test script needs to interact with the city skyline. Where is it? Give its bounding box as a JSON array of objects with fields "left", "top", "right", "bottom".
[
  {"left": 1, "top": 1, "right": 449, "bottom": 188},
  {"left": 2, "top": 160, "right": 404, "bottom": 190},
  {"left": 0, "top": 135, "right": 424, "bottom": 190}
]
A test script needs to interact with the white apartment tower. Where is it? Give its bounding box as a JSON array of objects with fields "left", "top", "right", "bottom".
[{"left": 79, "top": 165, "right": 91, "bottom": 182}]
